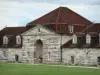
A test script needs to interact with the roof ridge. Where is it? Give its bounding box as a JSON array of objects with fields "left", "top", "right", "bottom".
[
  {"left": 27, "top": 7, "right": 60, "bottom": 25},
  {"left": 56, "top": 7, "right": 61, "bottom": 23},
  {"left": 55, "top": 7, "right": 61, "bottom": 32}
]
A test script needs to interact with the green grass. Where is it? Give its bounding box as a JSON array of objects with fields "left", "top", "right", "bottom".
[{"left": 0, "top": 63, "right": 100, "bottom": 75}]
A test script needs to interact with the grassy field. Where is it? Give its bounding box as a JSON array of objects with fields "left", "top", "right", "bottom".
[{"left": 0, "top": 63, "right": 100, "bottom": 75}]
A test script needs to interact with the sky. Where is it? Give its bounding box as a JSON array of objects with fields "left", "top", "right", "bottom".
[{"left": 0, "top": 0, "right": 100, "bottom": 30}]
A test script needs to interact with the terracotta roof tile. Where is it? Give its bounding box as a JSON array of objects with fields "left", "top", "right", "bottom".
[
  {"left": 44, "top": 24, "right": 86, "bottom": 34},
  {"left": 26, "top": 7, "right": 93, "bottom": 34},
  {"left": 83, "top": 23, "right": 100, "bottom": 33},
  {"left": 27, "top": 7, "right": 92, "bottom": 25},
  {"left": 0, "top": 27, "right": 27, "bottom": 36},
  {"left": 0, "top": 27, "right": 27, "bottom": 48}
]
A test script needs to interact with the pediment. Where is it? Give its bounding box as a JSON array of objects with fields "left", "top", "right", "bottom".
[{"left": 22, "top": 25, "right": 56, "bottom": 35}]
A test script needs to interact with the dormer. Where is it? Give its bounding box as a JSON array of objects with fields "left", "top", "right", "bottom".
[
  {"left": 72, "top": 34, "right": 77, "bottom": 44},
  {"left": 3, "top": 35, "right": 8, "bottom": 45},
  {"left": 68, "top": 25, "right": 74, "bottom": 33},
  {"left": 86, "top": 34, "right": 91, "bottom": 44},
  {"left": 16, "top": 35, "right": 21, "bottom": 44}
]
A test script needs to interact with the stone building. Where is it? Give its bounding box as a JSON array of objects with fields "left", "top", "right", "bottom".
[{"left": 0, "top": 7, "right": 100, "bottom": 66}]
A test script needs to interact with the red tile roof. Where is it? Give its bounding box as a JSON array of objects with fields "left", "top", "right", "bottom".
[
  {"left": 0, "top": 27, "right": 27, "bottom": 36},
  {"left": 27, "top": 7, "right": 92, "bottom": 25},
  {"left": 27, "top": 7, "right": 93, "bottom": 34},
  {"left": 83, "top": 23, "right": 100, "bottom": 33},
  {"left": 0, "top": 7, "right": 97, "bottom": 48},
  {"left": 0, "top": 27, "right": 27, "bottom": 48},
  {"left": 44, "top": 24, "right": 86, "bottom": 34}
]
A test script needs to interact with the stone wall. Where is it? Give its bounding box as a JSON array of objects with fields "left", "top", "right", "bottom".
[
  {"left": 0, "top": 34, "right": 72, "bottom": 64},
  {"left": 22, "top": 34, "right": 62, "bottom": 64},
  {"left": 62, "top": 34, "right": 72, "bottom": 44},
  {"left": 0, "top": 25, "right": 72, "bottom": 64},
  {"left": 0, "top": 48, "right": 22, "bottom": 62},
  {"left": 62, "top": 48, "right": 100, "bottom": 66},
  {"left": 21, "top": 25, "right": 62, "bottom": 64}
]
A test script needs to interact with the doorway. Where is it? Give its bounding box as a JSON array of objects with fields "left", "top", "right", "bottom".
[
  {"left": 15, "top": 55, "right": 19, "bottom": 62},
  {"left": 97, "top": 56, "right": 100, "bottom": 65},
  {"left": 71, "top": 56, "right": 74, "bottom": 64},
  {"left": 34, "top": 40, "right": 43, "bottom": 63}
]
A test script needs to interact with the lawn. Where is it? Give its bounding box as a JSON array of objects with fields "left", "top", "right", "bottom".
[{"left": 0, "top": 63, "right": 100, "bottom": 75}]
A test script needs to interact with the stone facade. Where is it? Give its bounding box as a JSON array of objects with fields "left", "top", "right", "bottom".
[
  {"left": 0, "top": 25, "right": 72, "bottom": 64},
  {"left": 0, "top": 48, "right": 22, "bottom": 62},
  {"left": 62, "top": 48, "right": 100, "bottom": 66},
  {"left": 0, "top": 25, "right": 100, "bottom": 66}
]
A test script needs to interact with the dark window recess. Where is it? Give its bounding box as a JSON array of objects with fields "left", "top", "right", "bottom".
[
  {"left": 15, "top": 55, "right": 19, "bottom": 62},
  {"left": 38, "top": 29, "right": 40, "bottom": 32},
  {"left": 97, "top": 56, "right": 100, "bottom": 65},
  {"left": 28, "top": 39, "right": 29, "bottom": 43},
  {"left": 34, "top": 52, "right": 36, "bottom": 58},
  {"left": 71, "top": 56, "right": 74, "bottom": 64},
  {"left": 48, "top": 52, "right": 51, "bottom": 59},
  {"left": 27, "top": 52, "right": 30, "bottom": 57}
]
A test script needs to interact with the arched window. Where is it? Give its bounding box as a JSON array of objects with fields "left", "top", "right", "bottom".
[
  {"left": 16, "top": 35, "right": 21, "bottom": 44},
  {"left": 86, "top": 34, "right": 91, "bottom": 44},
  {"left": 3, "top": 36, "right": 8, "bottom": 44},
  {"left": 72, "top": 34, "right": 77, "bottom": 44}
]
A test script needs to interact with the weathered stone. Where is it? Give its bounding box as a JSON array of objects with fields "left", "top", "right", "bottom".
[{"left": 0, "top": 25, "right": 100, "bottom": 66}]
